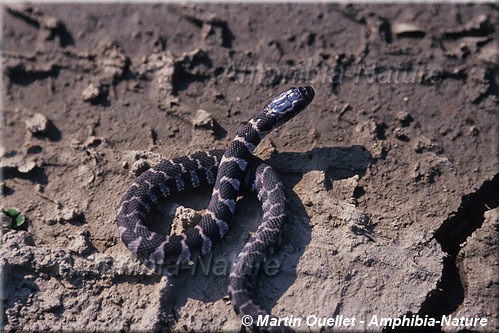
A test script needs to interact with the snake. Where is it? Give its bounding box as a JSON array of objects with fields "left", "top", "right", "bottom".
[{"left": 116, "top": 86, "right": 315, "bottom": 331}]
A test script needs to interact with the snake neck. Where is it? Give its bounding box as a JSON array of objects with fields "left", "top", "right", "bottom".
[
  {"left": 237, "top": 108, "right": 282, "bottom": 152},
  {"left": 228, "top": 86, "right": 315, "bottom": 158}
]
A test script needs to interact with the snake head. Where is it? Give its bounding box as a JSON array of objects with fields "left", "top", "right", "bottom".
[{"left": 267, "top": 86, "right": 315, "bottom": 127}]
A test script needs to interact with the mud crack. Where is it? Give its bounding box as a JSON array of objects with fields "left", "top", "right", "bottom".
[{"left": 386, "top": 173, "right": 499, "bottom": 332}]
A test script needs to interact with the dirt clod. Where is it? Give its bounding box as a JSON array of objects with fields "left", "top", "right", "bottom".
[
  {"left": 193, "top": 109, "right": 215, "bottom": 130},
  {"left": 82, "top": 83, "right": 102, "bottom": 102},
  {"left": 25, "top": 113, "right": 49, "bottom": 134}
]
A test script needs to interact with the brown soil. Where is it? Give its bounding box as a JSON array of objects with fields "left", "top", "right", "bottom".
[{"left": 1, "top": 3, "right": 498, "bottom": 332}]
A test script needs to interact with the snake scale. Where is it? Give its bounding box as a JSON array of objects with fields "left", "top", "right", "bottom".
[{"left": 117, "top": 86, "right": 315, "bottom": 331}]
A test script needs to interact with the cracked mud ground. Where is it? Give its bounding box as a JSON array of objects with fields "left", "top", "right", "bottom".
[{"left": 1, "top": 3, "right": 498, "bottom": 333}]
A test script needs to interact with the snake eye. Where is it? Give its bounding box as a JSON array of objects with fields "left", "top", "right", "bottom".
[{"left": 299, "top": 86, "right": 315, "bottom": 101}]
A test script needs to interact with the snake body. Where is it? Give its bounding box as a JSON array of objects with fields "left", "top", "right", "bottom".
[{"left": 117, "top": 86, "right": 315, "bottom": 331}]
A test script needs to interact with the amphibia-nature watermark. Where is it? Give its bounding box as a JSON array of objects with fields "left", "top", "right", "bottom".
[
  {"left": 219, "top": 59, "right": 444, "bottom": 86},
  {"left": 160, "top": 253, "right": 282, "bottom": 276}
]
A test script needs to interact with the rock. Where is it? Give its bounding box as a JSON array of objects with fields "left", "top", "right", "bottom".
[
  {"left": 82, "top": 83, "right": 102, "bottom": 102},
  {"left": 125, "top": 151, "right": 164, "bottom": 176},
  {"left": 392, "top": 22, "right": 426, "bottom": 37},
  {"left": 393, "top": 127, "right": 409, "bottom": 141},
  {"left": 17, "top": 160, "right": 37, "bottom": 173},
  {"left": 414, "top": 136, "right": 443, "bottom": 153},
  {"left": 396, "top": 111, "right": 413, "bottom": 127},
  {"left": 68, "top": 229, "right": 92, "bottom": 255},
  {"left": 193, "top": 109, "right": 215, "bottom": 130},
  {"left": 171, "top": 206, "right": 202, "bottom": 236},
  {"left": 131, "top": 160, "right": 151, "bottom": 176},
  {"left": 25, "top": 113, "right": 49, "bottom": 134}
]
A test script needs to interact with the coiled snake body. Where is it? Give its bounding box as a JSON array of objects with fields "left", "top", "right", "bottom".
[{"left": 117, "top": 86, "right": 315, "bottom": 331}]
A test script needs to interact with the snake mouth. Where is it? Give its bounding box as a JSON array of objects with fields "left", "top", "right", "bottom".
[{"left": 299, "top": 86, "right": 315, "bottom": 103}]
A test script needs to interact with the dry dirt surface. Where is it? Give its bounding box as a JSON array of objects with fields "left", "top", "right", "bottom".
[{"left": 1, "top": 3, "right": 498, "bottom": 333}]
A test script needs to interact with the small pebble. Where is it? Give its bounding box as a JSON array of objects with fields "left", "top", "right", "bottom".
[
  {"left": 131, "top": 160, "right": 151, "bottom": 176},
  {"left": 393, "top": 127, "right": 409, "bottom": 141},
  {"left": 82, "top": 83, "right": 101, "bottom": 102},
  {"left": 25, "top": 113, "right": 49, "bottom": 134},
  {"left": 392, "top": 22, "right": 426, "bottom": 37},
  {"left": 193, "top": 109, "right": 214, "bottom": 130},
  {"left": 17, "top": 161, "right": 37, "bottom": 173},
  {"left": 395, "top": 111, "right": 413, "bottom": 127}
]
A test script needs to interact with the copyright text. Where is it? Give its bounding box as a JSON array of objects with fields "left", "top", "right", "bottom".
[{"left": 244, "top": 314, "right": 489, "bottom": 330}]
